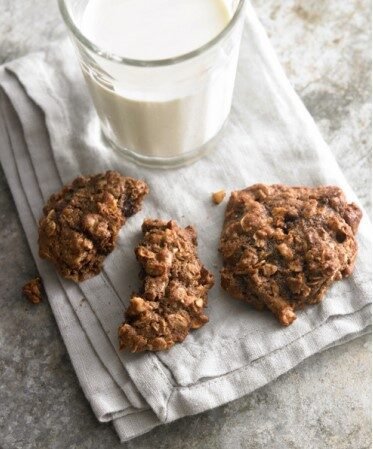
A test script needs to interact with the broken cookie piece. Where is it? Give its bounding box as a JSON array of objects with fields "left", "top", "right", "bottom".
[
  {"left": 119, "top": 219, "right": 214, "bottom": 352},
  {"left": 219, "top": 184, "right": 362, "bottom": 326},
  {"left": 38, "top": 171, "right": 149, "bottom": 282},
  {"left": 22, "top": 277, "right": 43, "bottom": 304}
]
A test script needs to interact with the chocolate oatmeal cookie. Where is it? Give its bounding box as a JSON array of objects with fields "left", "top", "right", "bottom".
[
  {"left": 119, "top": 219, "right": 214, "bottom": 352},
  {"left": 38, "top": 171, "right": 149, "bottom": 282},
  {"left": 220, "top": 184, "right": 362, "bottom": 325}
]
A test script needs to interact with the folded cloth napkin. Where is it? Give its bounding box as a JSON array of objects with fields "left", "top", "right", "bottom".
[{"left": 0, "top": 2, "right": 371, "bottom": 442}]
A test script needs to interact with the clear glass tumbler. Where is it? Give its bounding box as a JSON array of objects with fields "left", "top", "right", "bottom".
[{"left": 59, "top": 0, "right": 246, "bottom": 168}]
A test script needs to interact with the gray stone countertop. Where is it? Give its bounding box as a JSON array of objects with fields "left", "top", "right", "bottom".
[{"left": 0, "top": 1, "right": 371, "bottom": 448}]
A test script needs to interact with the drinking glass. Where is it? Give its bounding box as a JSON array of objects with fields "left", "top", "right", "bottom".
[{"left": 59, "top": 0, "right": 246, "bottom": 168}]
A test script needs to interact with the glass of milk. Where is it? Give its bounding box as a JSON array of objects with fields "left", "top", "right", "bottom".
[{"left": 59, "top": 0, "right": 246, "bottom": 168}]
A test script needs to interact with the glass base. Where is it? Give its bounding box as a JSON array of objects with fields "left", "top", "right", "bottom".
[{"left": 102, "top": 119, "right": 228, "bottom": 169}]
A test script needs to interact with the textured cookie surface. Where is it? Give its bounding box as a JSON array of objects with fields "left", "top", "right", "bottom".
[
  {"left": 220, "top": 184, "right": 362, "bottom": 325},
  {"left": 38, "top": 171, "right": 149, "bottom": 282},
  {"left": 119, "top": 219, "right": 214, "bottom": 352}
]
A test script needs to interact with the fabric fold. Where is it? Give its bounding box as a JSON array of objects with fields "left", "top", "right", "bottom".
[
  {"left": 0, "top": 71, "right": 149, "bottom": 412},
  {"left": 0, "top": 86, "right": 135, "bottom": 424},
  {"left": 0, "top": 74, "right": 161, "bottom": 438}
]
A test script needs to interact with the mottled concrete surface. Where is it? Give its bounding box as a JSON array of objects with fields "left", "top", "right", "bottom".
[{"left": 0, "top": 0, "right": 371, "bottom": 448}]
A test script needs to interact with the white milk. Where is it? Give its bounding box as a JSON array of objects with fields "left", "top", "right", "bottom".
[
  {"left": 80, "top": 0, "right": 241, "bottom": 159},
  {"left": 82, "top": 0, "right": 231, "bottom": 61}
]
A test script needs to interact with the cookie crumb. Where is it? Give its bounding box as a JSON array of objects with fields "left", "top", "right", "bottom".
[
  {"left": 212, "top": 190, "right": 226, "bottom": 205},
  {"left": 22, "top": 277, "right": 43, "bottom": 304}
]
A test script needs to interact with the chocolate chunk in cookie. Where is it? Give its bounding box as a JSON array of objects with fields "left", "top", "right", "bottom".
[
  {"left": 119, "top": 219, "right": 214, "bottom": 352},
  {"left": 38, "top": 171, "right": 149, "bottom": 282},
  {"left": 219, "top": 184, "right": 362, "bottom": 326},
  {"left": 22, "top": 277, "right": 43, "bottom": 304}
]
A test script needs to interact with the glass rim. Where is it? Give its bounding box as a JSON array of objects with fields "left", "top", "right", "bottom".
[{"left": 58, "top": 0, "right": 246, "bottom": 67}]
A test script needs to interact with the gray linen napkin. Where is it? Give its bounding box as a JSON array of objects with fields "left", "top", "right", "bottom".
[{"left": 0, "top": 2, "right": 371, "bottom": 442}]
